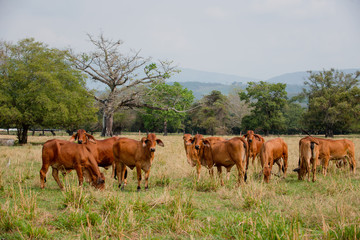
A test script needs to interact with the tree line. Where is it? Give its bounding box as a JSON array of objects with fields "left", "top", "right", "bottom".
[{"left": 1, "top": 36, "right": 359, "bottom": 144}]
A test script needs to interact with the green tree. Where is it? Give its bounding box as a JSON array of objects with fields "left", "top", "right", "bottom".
[
  {"left": 141, "top": 82, "right": 194, "bottom": 135},
  {"left": 239, "top": 81, "right": 287, "bottom": 135},
  {"left": 0, "top": 38, "right": 97, "bottom": 144},
  {"left": 301, "top": 69, "right": 360, "bottom": 137},
  {"left": 70, "top": 33, "right": 179, "bottom": 136},
  {"left": 190, "top": 90, "right": 229, "bottom": 135},
  {"left": 282, "top": 101, "right": 305, "bottom": 134},
  {"left": 227, "top": 87, "right": 251, "bottom": 134}
]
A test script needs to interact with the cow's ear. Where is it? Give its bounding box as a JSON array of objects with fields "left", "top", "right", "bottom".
[
  {"left": 141, "top": 137, "right": 147, "bottom": 147},
  {"left": 156, "top": 139, "right": 164, "bottom": 147},
  {"left": 69, "top": 133, "right": 77, "bottom": 142},
  {"left": 203, "top": 139, "right": 210, "bottom": 147},
  {"left": 86, "top": 133, "right": 96, "bottom": 143},
  {"left": 254, "top": 134, "right": 261, "bottom": 141}
]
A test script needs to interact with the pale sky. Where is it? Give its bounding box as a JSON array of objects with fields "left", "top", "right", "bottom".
[{"left": 0, "top": 0, "right": 359, "bottom": 80}]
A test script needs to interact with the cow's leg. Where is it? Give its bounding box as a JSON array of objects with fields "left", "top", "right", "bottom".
[
  {"left": 115, "top": 162, "right": 123, "bottom": 189},
  {"left": 275, "top": 160, "right": 283, "bottom": 177},
  {"left": 235, "top": 161, "right": 245, "bottom": 185},
  {"left": 121, "top": 164, "right": 127, "bottom": 188},
  {"left": 251, "top": 152, "right": 255, "bottom": 165},
  {"left": 322, "top": 157, "right": 329, "bottom": 176},
  {"left": 217, "top": 166, "right": 224, "bottom": 186},
  {"left": 75, "top": 165, "right": 84, "bottom": 187},
  {"left": 111, "top": 161, "right": 116, "bottom": 179},
  {"left": 348, "top": 154, "right": 356, "bottom": 174},
  {"left": 208, "top": 168, "right": 214, "bottom": 178},
  {"left": 144, "top": 168, "right": 151, "bottom": 190},
  {"left": 40, "top": 163, "right": 49, "bottom": 189},
  {"left": 282, "top": 152, "right": 288, "bottom": 178},
  {"left": 226, "top": 167, "right": 232, "bottom": 181},
  {"left": 136, "top": 164, "right": 142, "bottom": 191},
  {"left": 196, "top": 163, "right": 201, "bottom": 180},
  {"left": 52, "top": 168, "right": 64, "bottom": 190}
]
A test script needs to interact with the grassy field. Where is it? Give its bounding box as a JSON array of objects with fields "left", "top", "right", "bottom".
[{"left": 0, "top": 134, "right": 360, "bottom": 239}]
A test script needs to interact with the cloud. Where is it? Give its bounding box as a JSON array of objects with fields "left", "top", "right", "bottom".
[{"left": 204, "top": 6, "right": 227, "bottom": 19}]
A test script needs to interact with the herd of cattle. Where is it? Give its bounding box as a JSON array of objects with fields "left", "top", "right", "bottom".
[{"left": 39, "top": 129, "right": 356, "bottom": 191}]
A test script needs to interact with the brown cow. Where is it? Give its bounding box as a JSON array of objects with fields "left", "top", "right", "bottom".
[
  {"left": 113, "top": 133, "right": 164, "bottom": 191},
  {"left": 260, "top": 138, "right": 288, "bottom": 183},
  {"left": 40, "top": 139, "right": 105, "bottom": 190},
  {"left": 202, "top": 137, "right": 248, "bottom": 186},
  {"left": 295, "top": 136, "right": 356, "bottom": 181},
  {"left": 183, "top": 134, "right": 197, "bottom": 167},
  {"left": 243, "top": 130, "right": 265, "bottom": 168},
  {"left": 297, "top": 136, "right": 319, "bottom": 182},
  {"left": 188, "top": 134, "right": 225, "bottom": 179},
  {"left": 70, "top": 129, "right": 120, "bottom": 178}
]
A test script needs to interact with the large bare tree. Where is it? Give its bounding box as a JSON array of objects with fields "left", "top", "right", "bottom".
[{"left": 70, "top": 33, "right": 179, "bottom": 136}]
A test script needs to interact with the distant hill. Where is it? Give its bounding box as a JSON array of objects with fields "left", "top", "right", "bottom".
[
  {"left": 169, "top": 81, "right": 303, "bottom": 100},
  {"left": 87, "top": 67, "right": 359, "bottom": 99},
  {"left": 170, "top": 68, "right": 261, "bottom": 85},
  {"left": 266, "top": 68, "right": 360, "bottom": 85},
  {"left": 168, "top": 81, "right": 245, "bottom": 99}
]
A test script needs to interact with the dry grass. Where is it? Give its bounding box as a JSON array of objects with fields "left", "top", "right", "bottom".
[{"left": 1, "top": 133, "right": 360, "bottom": 239}]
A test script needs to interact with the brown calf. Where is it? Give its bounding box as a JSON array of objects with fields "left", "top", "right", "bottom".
[
  {"left": 183, "top": 134, "right": 198, "bottom": 167},
  {"left": 243, "top": 130, "right": 265, "bottom": 168},
  {"left": 202, "top": 137, "right": 248, "bottom": 186},
  {"left": 188, "top": 134, "right": 225, "bottom": 179},
  {"left": 296, "top": 136, "right": 355, "bottom": 181},
  {"left": 113, "top": 133, "right": 164, "bottom": 191},
  {"left": 69, "top": 129, "right": 118, "bottom": 178},
  {"left": 260, "top": 138, "right": 288, "bottom": 183},
  {"left": 297, "top": 136, "right": 319, "bottom": 182},
  {"left": 40, "top": 139, "right": 105, "bottom": 190}
]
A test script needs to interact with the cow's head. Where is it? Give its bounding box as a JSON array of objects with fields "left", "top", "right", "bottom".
[
  {"left": 83, "top": 170, "right": 105, "bottom": 190},
  {"left": 243, "top": 130, "right": 254, "bottom": 140},
  {"left": 95, "top": 173, "right": 106, "bottom": 190},
  {"left": 142, "top": 133, "right": 164, "bottom": 152},
  {"left": 191, "top": 134, "right": 206, "bottom": 150},
  {"left": 244, "top": 130, "right": 262, "bottom": 145},
  {"left": 69, "top": 129, "right": 96, "bottom": 144},
  {"left": 183, "top": 134, "right": 192, "bottom": 146}
]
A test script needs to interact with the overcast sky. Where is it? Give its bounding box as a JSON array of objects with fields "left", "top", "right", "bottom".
[{"left": 0, "top": 0, "right": 359, "bottom": 80}]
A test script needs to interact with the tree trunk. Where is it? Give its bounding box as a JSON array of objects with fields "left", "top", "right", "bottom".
[
  {"left": 102, "top": 112, "right": 114, "bottom": 137},
  {"left": 163, "top": 120, "right": 168, "bottom": 136},
  {"left": 325, "top": 129, "right": 334, "bottom": 138},
  {"left": 264, "top": 129, "right": 269, "bottom": 136},
  {"left": 17, "top": 125, "right": 29, "bottom": 144}
]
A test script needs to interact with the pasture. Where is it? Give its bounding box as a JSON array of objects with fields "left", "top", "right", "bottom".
[{"left": 0, "top": 134, "right": 360, "bottom": 239}]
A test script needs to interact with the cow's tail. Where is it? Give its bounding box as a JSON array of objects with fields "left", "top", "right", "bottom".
[{"left": 310, "top": 142, "right": 315, "bottom": 159}]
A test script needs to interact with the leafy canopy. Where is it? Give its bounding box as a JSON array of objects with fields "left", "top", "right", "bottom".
[
  {"left": 239, "top": 81, "right": 287, "bottom": 134},
  {"left": 141, "top": 82, "right": 194, "bottom": 133},
  {"left": 301, "top": 69, "right": 360, "bottom": 136},
  {"left": 0, "top": 38, "right": 97, "bottom": 142}
]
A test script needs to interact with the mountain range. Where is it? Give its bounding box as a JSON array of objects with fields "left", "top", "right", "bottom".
[{"left": 87, "top": 68, "right": 360, "bottom": 100}]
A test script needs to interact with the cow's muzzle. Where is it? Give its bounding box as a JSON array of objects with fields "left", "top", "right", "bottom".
[
  {"left": 78, "top": 140, "right": 83, "bottom": 144},
  {"left": 248, "top": 139, "right": 253, "bottom": 143},
  {"left": 150, "top": 148, "right": 156, "bottom": 152},
  {"left": 195, "top": 145, "right": 200, "bottom": 150}
]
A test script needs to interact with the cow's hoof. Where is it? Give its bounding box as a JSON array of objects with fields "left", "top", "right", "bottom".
[
  {"left": 137, "top": 186, "right": 141, "bottom": 191},
  {"left": 145, "top": 186, "right": 149, "bottom": 191}
]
